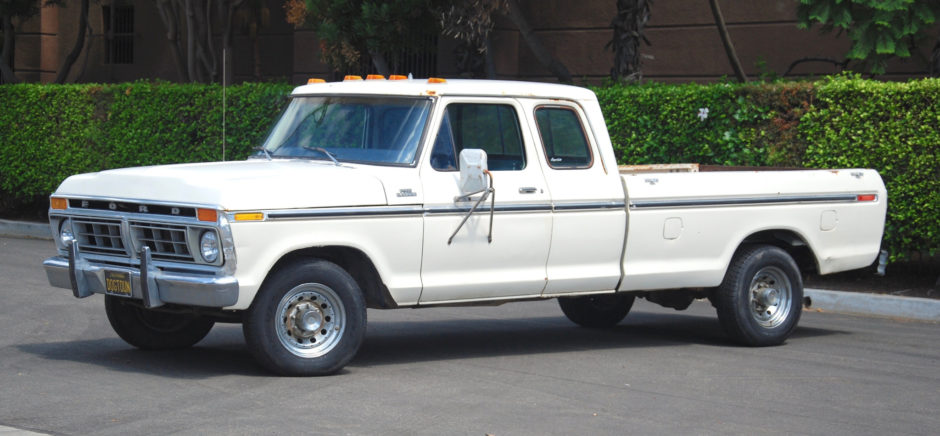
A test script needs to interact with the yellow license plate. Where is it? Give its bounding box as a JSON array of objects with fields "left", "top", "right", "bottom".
[{"left": 104, "top": 270, "right": 132, "bottom": 297}]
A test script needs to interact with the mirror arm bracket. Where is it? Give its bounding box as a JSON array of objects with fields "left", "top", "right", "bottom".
[{"left": 447, "top": 170, "right": 495, "bottom": 245}]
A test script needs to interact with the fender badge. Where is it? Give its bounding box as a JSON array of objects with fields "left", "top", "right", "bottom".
[{"left": 396, "top": 188, "right": 417, "bottom": 198}]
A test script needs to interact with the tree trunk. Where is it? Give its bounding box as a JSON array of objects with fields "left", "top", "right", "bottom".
[
  {"left": 156, "top": 0, "right": 189, "bottom": 81},
  {"left": 0, "top": 14, "right": 19, "bottom": 83},
  {"left": 708, "top": 0, "right": 747, "bottom": 82},
  {"left": 55, "top": 0, "right": 90, "bottom": 83},
  {"left": 202, "top": 0, "right": 219, "bottom": 82},
  {"left": 931, "top": 38, "right": 940, "bottom": 77},
  {"left": 221, "top": 1, "right": 241, "bottom": 85},
  {"left": 370, "top": 50, "right": 390, "bottom": 76},
  {"left": 609, "top": 0, "right": 650, "bottom": 82},
  {"left": 484, "top": 34, "right": 496, "bottom": 79},
  {"left": 504, "top": 0, "right": 572, "bottom": 83},
  {"left": 184, "top": 0, "right": 199, "bottom": 81}
]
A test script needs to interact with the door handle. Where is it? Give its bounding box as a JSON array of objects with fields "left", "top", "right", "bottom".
[{"left": 518, "top": 187, "right": 538, "bottom": 194}]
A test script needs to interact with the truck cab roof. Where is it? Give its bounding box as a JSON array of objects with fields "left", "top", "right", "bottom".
[{"left": 291, "top": 78, "right": 597, "bottom": 102}]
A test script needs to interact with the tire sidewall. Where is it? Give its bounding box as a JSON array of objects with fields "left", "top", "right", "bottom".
[
  {"left": 721, "top": 246, "right": 803, "bottom": 346},
  {"left": 104, "top": 295, "right": 215, "bottom": 350},
  {"left": 244, "top": 259, "right": 367, "bottom": 376},
  {"left": 559, "top": 293, "right": 635, "bottom": 328}
]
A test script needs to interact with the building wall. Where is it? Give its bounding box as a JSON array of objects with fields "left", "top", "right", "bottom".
[
  {"left": 486, "top": 0, "right": 937, "bottom": 83},
  {"left": 9, "top": 0, "right": 939, "bottom": 85},
  {"left": 12, "top": 0, "right": 294, "bottom": 84}
]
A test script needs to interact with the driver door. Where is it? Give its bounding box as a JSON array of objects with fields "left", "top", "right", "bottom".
[{"left": 418, "top": 97, "right": 552, "bottom": 303}]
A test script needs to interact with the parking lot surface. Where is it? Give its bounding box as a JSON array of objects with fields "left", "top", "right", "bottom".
[{"left": 2, "top": 236, "right": 938, "bottom": 435}]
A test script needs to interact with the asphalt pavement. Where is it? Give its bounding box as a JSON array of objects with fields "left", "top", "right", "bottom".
[{"left": 1, "top": 235, "right": 939, "bottom": 435}]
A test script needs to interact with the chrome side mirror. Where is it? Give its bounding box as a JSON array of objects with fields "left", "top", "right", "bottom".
[
  {"left": 458, "top": 149, "right": 488, "bottom": 196},
  {"left": 449, "top": 149, "right": 496, "bottom": 245}
]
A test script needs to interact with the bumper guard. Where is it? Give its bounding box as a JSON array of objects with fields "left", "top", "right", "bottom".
[{"left": 44, "top": 241, "right": 238, "bottom": 308}]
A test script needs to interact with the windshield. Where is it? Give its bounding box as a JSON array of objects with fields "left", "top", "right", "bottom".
[{"left": 260, "top": 96, "right": 432, "bottom": 165}]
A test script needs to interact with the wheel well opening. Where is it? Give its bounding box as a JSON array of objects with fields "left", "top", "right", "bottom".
[
  {"left": 268, "top": 247, "right": 398, "bottom": 309},
  {"left": 739, "top": 230, "right": 818, "bottom": 275}
]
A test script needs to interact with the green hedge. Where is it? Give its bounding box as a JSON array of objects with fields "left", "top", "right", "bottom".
[
  {"left": 0, "top": 77, "right": 936, "bottom": 261},
  {"left": 0, "top": 82, "right": 292, "bottom": 215},
  {"left": 593, "top": 75, "right": 938, "bottom": 261}
]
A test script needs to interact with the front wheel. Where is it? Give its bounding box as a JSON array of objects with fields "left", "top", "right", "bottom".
[
  {"left": 104, "top": 295, "right": 215, "bottom": 349},
  {"left": 243, "top": 259, "right": 366, "bottom": 376},
  {"left": 715, "top": 245, "right": 803, "bottom": 346},
  {"left": 558, "top": 293, "right": 635, "bottom": 328}
]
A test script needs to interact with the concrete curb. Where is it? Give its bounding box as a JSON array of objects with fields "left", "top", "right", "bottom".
[
  {"left": 0, "top": 425, "right": 49, "bottom": 435},
  {"left": 0, "top": 219, "right": 51, "bottom": 240},
  {"left": 804, "top": 288, "right": 939, "bottom": 322}
]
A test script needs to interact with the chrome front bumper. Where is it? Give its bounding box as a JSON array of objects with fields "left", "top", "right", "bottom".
[{"left": 43, "top": 242, "right": 238, "bottom": 308}]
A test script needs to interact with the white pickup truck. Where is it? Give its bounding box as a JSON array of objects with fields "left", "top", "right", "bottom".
[{"left": 43, "top": 78, "right": 887, "bottom": 376}]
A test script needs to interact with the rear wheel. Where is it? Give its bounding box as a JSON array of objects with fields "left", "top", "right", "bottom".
[
  {"left": 558, "top": 293, "right": 635, "bottom": 328},
  {"left": 104, "top": 295, "right": 215, "bottom": 350},
  {"left": 243, "top": 259, "right": 366, "bottom": 376},
  {"left": 715, "top": 245, "right": 803, "bottom": 346}
]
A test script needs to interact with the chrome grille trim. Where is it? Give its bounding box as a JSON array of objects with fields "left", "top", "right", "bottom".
[
  {"left": 73, "top": 218, "right": 127, "bottom": 256},
  {"left": 130, "top": 222, "right": 194, "bottom": 262}
]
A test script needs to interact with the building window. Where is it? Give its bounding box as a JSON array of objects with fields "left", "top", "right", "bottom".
[{"left": 103, "top": 5, "right": 134, "bottom": 64}]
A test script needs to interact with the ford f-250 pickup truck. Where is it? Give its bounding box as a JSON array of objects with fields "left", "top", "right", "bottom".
[{"left": 43, "top": 78, "right": 887, "bottom": 376}]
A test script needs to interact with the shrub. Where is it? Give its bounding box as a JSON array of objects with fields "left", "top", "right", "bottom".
[
  {"left": 0, "top": 78, "right": 935, "bottom": 261},
  {"left": 800, "top": 76, "right": 940, "bottom": 261},
  {"left": 0, "top": 82, "right": 292, "bottom": 216},
  {"left": 592, "top": 76, "right": 938, "bottom": 261}
]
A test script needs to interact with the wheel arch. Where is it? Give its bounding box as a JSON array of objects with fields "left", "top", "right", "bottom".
[
  {"left": 263, "top": 246, "right": 398, "bottom": 310},
  {"left": 736, "top": 229, "right": 819, "bottom": 275}
]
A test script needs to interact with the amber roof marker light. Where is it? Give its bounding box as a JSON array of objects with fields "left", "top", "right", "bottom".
[
  {"left": 427, "top": 77, "right": 447, "bottom": 84},
  {"left": 389, "top": 75, "right": 408, "bottom": 80},
  {"left": 343, "top": 75, "right": 363, "bottom": 81},
  {"left": 307, "top": 78, "right": 326, "bottom": 84}
]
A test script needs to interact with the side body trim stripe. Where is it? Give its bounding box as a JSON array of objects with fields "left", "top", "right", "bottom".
[
  {"left": 260, "top": 194, "right": 867, "bottom": 220},
  {"left": 629, "top": 193, "right": 861, "bottom": 209}
]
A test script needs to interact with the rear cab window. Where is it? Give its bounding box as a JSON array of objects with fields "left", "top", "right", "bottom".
[{"left": 534, "top": 106, "right": 593, "bottom": 169}]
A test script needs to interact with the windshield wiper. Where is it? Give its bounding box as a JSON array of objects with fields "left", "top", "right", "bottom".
[
  {"left": 302, "top": 146, "right": 341, "bottom": 166},
  {"left": 252, "top": 146, "right": 273, "bottom": 161}
]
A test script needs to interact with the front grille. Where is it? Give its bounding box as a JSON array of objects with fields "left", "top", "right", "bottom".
[
  {"left": 74, "top": 218, "right": 127, "bottom": 256},
  {"left": 130, "top": 222, "right": 194, "bottom": 262}
]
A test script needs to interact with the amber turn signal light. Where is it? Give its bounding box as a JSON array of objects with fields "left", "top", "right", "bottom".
[
  {"left": 51, "top": 197, "right": 67, "bottom": 210},
  {"left": 197, "top": 208, "right": 218, "bottom": 222},
  {"left": 234, "top": 212, "right": 264, "bottom": 221}
]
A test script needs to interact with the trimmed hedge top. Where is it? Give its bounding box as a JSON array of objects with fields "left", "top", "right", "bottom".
[{"left": 0, "top": 76, "right": 936, "bottom": 261}]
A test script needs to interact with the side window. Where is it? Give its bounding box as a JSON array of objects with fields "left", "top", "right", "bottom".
[
  {"left": 535, "top": 107, "right": 593, "bottom": 169},
  {"left": 430, "top": 104, "right": 526, "bottom": 171}
]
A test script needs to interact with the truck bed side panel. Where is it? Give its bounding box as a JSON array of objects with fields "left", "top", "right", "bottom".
[{"left": 619, "top": 169, "right": 887, "bottom": 291}]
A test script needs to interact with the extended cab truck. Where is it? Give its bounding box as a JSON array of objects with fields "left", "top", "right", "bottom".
[{"left": 43, "top": 79, "right": 887, "bottom": 376}]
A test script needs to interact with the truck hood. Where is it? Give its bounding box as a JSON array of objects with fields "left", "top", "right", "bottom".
[{"left": 54, "top": 160, "right": 389, "bottom": 210}]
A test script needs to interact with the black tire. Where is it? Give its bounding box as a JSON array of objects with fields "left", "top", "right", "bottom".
[
  {"left": 243, "top": 258, "right": 366, "bottom": 376},
  {"left": 715, "top": 245, "right": 803, "bottom": 346},
  {"left": 104, "top": 295, "right": 215, "bottom": 350},
  {"left": 558, "top": 293, "right": 635, "bottom": 328}
]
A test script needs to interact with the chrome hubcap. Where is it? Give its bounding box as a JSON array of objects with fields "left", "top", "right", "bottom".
[
  {"left": 748, "top": 266, "right": 793, "bottom": 328},
  {"left": 276, "top": 283, "right": 346, "bottom": 358}
]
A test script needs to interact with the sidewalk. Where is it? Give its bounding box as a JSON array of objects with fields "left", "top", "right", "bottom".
[{"left": 2, "top": 220, "right": 937, "bottom": 323}]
